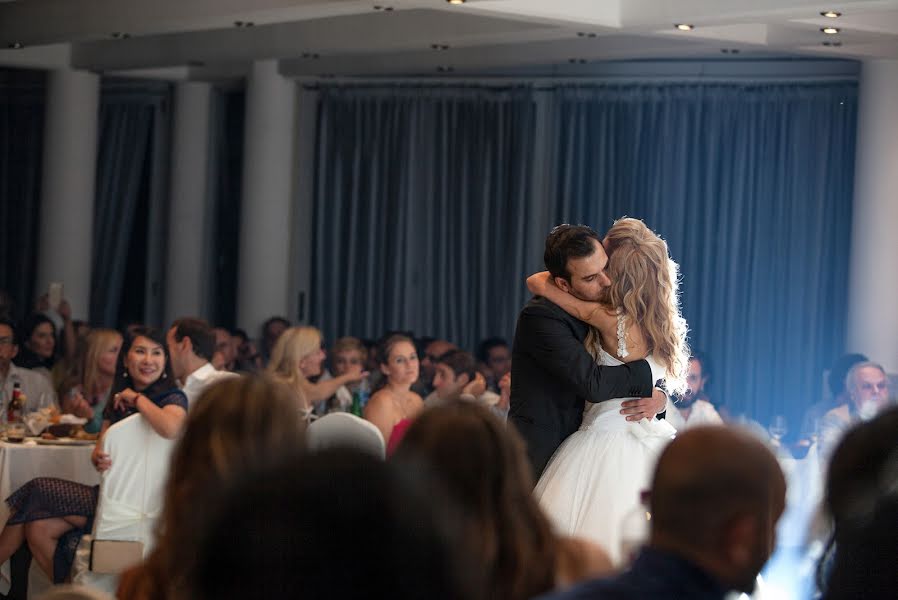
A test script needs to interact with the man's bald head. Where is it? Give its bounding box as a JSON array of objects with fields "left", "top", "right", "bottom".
[{"left": 650, "top": 426, "right": 786, "bottom": 593}]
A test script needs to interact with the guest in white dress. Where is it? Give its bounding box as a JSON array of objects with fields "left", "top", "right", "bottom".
[{"left": 525, "top": 217, "right": 690, "bottom": 564}]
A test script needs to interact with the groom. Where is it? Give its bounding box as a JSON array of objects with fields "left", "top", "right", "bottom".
[{"left": 509, "top": 224, "right": 667, "bottom": 481}]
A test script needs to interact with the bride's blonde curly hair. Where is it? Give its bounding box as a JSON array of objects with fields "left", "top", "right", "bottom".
[{"left": 599, "top": 217, "right": 689, "bottom": 395}]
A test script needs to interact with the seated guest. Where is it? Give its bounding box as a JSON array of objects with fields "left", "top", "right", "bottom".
[
  {"left": 260, "top": 316, "right": 290, "bottom": 366},
  {"left": 394, "top": 403, "right": 612, "bottom": 598},
  {"left": 13, "top": 313, "right": 58, "bottom": 381},
  {"left": 817, "top": 406, "right": 898, "bottom": 598},
  {"left": 191, "top": 448, "right": 478, "bottom": 600},
  {"left": 324, "top": 336, "right": 369, "bottom": 413},
  {"left": 427, "top": 349, "right": 504, "bottom": 416},
  {"left": 267, "top": 326, "right": 366, "bottom": 421},
  {"left": 820, "top": 361, "right": 891, "bottom": 459},
  {"left": 541, "top": 426, "right": 786, "bottom": 599},
  {"left": 364, "top": 334, "right": 424, "bottom": 452},
  {"left": 57, "top": 328, "right": 122, "bottom": 433},
  {"left": 0, "top": 318, "right": 57, "bottom": 413},
  {"left": 167, "top": 318, "right": 237, "bottom": 407},
  {"left": 210, "top": 326, "right": 236, "bottom": 371},
  {"left": 417, "top": 338, "right": 457, "bottom": 396},
  {"left": 477, "top": 337, "right": 511, "bottom": 392},
  {"left": 665, "top": 353, "right": 723, "bottom": 431},
  {"left": 231, "top": 328, "right": 262, "bottom": 371},
  {"left": 801, "top": 353, "right": 867, "bottom": 444},
  {"left": 117, "top": 374, "right": 305, "bottom": 600},
  {"left": 0, "top": 327, "right": 187, "bottom": 583}
]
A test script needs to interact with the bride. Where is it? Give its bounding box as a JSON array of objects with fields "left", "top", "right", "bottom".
[{"left": 526, "top": 217, "right": 690, "bottom": 565}]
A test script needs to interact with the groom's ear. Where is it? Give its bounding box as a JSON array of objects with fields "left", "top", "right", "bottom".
[{"left": 554, "top": 276, "right": 572, "bottom": 293}]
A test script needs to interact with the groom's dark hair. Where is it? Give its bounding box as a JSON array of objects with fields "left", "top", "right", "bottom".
[{"left": 544, "top": 224, "right": 601, "bottom": 282}]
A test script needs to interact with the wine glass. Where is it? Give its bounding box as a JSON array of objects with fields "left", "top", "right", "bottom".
[{"left": 768, "top": 415, "right": 787, "bottom": 446}]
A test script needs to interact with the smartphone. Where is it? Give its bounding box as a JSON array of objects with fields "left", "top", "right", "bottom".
[{"left": 48, "top": 282, "right": 63, "bottom": 310}]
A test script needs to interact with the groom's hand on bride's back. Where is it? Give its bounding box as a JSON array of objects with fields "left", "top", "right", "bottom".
[{"left": 619, "top": 388, "right": 667, "bottom": 421}]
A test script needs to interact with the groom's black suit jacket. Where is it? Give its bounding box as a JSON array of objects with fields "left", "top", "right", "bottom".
[{"left": 508, "top": 296, "right": 654, "bottom": 481}]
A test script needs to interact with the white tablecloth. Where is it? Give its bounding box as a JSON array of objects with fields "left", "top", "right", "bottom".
[{"left": 0, "top": 440, "right": 101, "bottom": 593}]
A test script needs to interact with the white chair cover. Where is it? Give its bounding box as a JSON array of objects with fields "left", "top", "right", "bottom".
[
  {"left": 69, "top": 414, "right": 176, "bottom": 594},
  {"left": 306, "top": 413, "right": 385, "bottom": 458}
]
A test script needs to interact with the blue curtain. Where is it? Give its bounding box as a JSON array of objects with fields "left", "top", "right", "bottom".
[
  {"left": 310, "top": 80, "right": 857, "bottom": 428},
  {"left": 0, "top": 68, "right": 45, "bottom": 320},
  {"left": 90, "top": 79, "right": 171, "bottom": 327},
  {"left": 549, "top": 82, "right": 857, "bottom": 427},
  {"left": 311, "top": 86, "right": 538, "bottom": 350}
]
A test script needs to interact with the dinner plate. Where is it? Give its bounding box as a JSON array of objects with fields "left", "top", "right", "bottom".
[{"left": 31, "top": 437, "right": 96, "bottom": 446}]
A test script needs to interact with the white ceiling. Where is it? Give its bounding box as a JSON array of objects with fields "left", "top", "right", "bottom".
[{"left": 0, "top": 0, "right": 895, "bottom": 79}]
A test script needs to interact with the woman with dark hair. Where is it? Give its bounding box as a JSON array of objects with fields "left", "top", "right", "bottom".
[
  {"left": 13, "top": 313, "right": 58, "bottom": 379},
  {"left": 817, "top": 405, "right": 898, "bottom": 598},
  {"left": 0, "top": 327, "right": 187, "bottom": 583},
  {"left": 364, "top": 334, "right": 424, "bottom": 452},
  {"left": 118, "top": 374, "right": 305, "bottom": 600},
  {"left": 192, "top": 448, "right": 478, "bottom": 600},
  {"left": 393, "top": 402, "right": 612, "bottom": 600}
]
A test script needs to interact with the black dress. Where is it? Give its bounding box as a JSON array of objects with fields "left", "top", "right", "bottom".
[{"left": 4, "top": 388, "right": 187, "bottom": 582}]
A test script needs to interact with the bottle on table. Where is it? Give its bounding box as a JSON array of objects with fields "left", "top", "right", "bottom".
[{"left": 350, "top": 378, "right": 370, "bottom": 417}]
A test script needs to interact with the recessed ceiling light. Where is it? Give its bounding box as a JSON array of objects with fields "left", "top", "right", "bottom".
[
  {"left": 675, "top": 24, "right": 694, "bottom": 31},
  {"left": 821, "top": 11, "right": 842, "bottom": 18},
  {"left": 446, "top": 0, "right": 465, "bottom": 5},
  {"left": 821, "top": 26, "right": 840, "bottom": 34}
]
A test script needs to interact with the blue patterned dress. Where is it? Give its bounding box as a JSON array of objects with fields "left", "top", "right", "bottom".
[{"left": 4, "top": 388, "right": 187, "bottom": 582}]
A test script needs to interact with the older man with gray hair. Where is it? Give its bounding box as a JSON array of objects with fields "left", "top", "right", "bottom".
[{"left": 820, "top": 361, "right": 892, "bottom": 459}]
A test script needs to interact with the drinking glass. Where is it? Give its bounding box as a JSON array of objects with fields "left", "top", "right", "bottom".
[{"left": 768, "top": 415, "right": 787, "bottom": 445}]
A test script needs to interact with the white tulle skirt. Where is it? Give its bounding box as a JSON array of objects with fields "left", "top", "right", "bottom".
[{"left": 534, "top": 398, "right": 676, "bottom": 565}]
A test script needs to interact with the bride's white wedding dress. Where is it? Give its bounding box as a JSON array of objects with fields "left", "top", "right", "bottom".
[{"left": 534, "top": 333, "right": 676, "bottom": 565}]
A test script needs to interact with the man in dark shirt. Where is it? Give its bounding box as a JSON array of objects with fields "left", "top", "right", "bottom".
[{"left": 541, "top": 426, "right": 787, "bottom": 599}]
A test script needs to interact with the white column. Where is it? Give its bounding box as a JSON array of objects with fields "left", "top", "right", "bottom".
[
  {"left": 847, "top": 60, "right": 898, "bottom": 373},
  {"left": 236, "top": 60, "right": 297, "bottom": 334},
  {"left": 164, "top": 81, "right": 212, "bottom": 325},
  {"left": 35, "top": 68, "right": 100, "bottom": 321}
]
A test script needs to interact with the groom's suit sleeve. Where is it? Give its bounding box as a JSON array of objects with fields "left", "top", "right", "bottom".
[{"left": 518, "top": 302, "right": 654, "bottom": 401}]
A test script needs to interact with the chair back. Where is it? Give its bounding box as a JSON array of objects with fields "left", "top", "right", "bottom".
[
  {"left": 70, "top": 414, "right": 176, "bottom": 593},
  {"left": 307, "top": 412, "right": 385, "bottom": 458}
]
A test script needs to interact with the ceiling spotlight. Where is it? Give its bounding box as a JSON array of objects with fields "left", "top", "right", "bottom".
[
  {"left": 446, "top": 0, "right": 465, "bottom": 5},
  {"left": 675, "top": 24, "right": 694, "bottom": 31},
  {"left": 821, "top": 26, "right": 840, "bottom": 34},
  {"left": 821, "top": 11, "right": 842, "bottom": 18}
]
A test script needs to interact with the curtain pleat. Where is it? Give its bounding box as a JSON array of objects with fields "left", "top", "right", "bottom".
[{"left": 0, "top": 68, "right": 45, "bottom": 320}]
